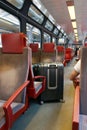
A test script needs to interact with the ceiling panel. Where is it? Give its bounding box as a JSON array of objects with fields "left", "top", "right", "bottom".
[
  {"left": 40, "top": 0, "right": 87, "bottom": 41},
  {"left": 74, "top": 0, "right": 87, "bottom": 40}
]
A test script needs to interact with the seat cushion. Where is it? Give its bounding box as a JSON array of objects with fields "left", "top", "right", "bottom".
[
  {"left": 34, "top": 81, "right": 42, "bottom": 94},
  {"left": 0, "top": 100, "right": 25, "bottom": 128},
  {"left": 0, "top": 107, "right": 5, "bottom": 121}
]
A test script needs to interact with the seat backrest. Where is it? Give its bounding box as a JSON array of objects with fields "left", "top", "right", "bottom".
[
  {"left": 42, "top": 42, "right": 55, "bottom": 52},
  {"left": 29, "top": 43, "right": 41, "bottom": 64},
  {"left": 56, "top": 46, "right": 64, "bottom": 52},
  {"left": 66, "top": 48, "right": 74, "bottom": 59},
  {"left": 41, "top": 42, "right": 56, "bottom": 63},
  {"left": 0, "top": 33, "right": 29, "bottom": 103},
  {"left": 80, "top": 47, "right": 87, "bottom": 115},
  {"left": 56, "top": 46, "right": 65, "bottom": 62},
  {"left": 84, "top": 43, "right": 87, "bottom": 46},
  {"left": 29, "top": 43, "right": 38, "bottom": 52},
  {"left": 27, "top": 46, "right": 34, "bottom": 86},
  {"left": 65, "top": 48, "right": 72, "bottom": 53}
]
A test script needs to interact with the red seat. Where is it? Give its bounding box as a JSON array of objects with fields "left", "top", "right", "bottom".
[
  {"left": 84, "top": 42, "right": 87, "bottom": 46},
  {"left": 41, "top": 42, "right": 56, "bottom": 63},
  {"left": 29, "top": 43, "right": 41, "bottom": 64},
  {"left": 56, "top": 46, "right": 65, "bottom": 62},
  {"left": 29, "top": 43, "right": 39, "bottom": 52},
  {"left": 42, "top": 42, "right": 55, "bottom": 53},
  {"left": 0, "top": 33, "right": 30, "bottom": 130},
  {"left": 27, "top": 46, "right": 46, "bottom": 100},
  {"left": 56, "top": 46, "right": 64, "bottom": 52},
  {"left": 64, "top": 48, "right": 72, "bottom": 64}
]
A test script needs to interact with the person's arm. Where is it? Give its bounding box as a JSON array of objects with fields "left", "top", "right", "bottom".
[
  {"left": 70, "top": 69, "right": 79, "bottom": 81},
  {"left": 70, "top": 69, "right": 80, "bottom": 88},
  {"left": 70, "top": 59, "right": 81, "bottom": 88}
]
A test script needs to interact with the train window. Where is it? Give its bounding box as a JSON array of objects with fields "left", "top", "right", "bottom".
[
  {"left": 52, "top": 37, "right": 56, "bottom": 43},
  {"left": 32, "top": 0, "right": 48, "bottom": 15},
  {"left": 43, "top": 32, "right": 51, "bottom": 42},
  {"left": 53, "top": 28, "right": 59, "bottom": 35},
  {"left": 44, "top": 20, "right": 53, "bottom": 31},
  {"left": 58, "top": 32, "right": 63, "bottom": 38},
  {"left": 6, "top": 0, "right": 25, "bottom": 9},
  {"left": 0, "top": 8, "right": 20, "bottom": 33},
  {"left": 26, "top": 23, "right": 41, "bottom": 48},
  {"left": 57, "top": 25, "right": 61, "bottom": 30},
  {"left": 32, "top": 0, "right": 56, "bottom": 25},
  {"left": 58, "top": 38, "right": 65, "bottom": 44},
  {"left": 28, "top": 5, "right": 44, "bottom": 24}
]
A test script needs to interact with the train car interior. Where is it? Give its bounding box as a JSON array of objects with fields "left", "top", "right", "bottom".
[{"left": 0, "top": 0, "right": 87, "bottom": 130}]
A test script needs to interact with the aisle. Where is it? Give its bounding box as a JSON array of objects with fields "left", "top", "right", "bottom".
[{"left": 11, "top": 59, "right": 76, "bottom": 130}]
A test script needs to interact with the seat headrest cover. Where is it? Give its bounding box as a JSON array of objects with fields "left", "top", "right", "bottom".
[
  {"left": 43, "top": 43, "right": 55, "bottom": 52},
  {"left": 1, "top": 33, "right": 26, "bottom": 53},
  {"left": 84, "top": 43, "right": 87, "bottom": 46},
  {"left": 29, "top": 43, "right": 39, "bottom": 52},
  {"left": 65, "top": 48, "right": 72, "bottom": 53},
  {"left": 57, "top": 46, "right": 64, "bottom": 52}
]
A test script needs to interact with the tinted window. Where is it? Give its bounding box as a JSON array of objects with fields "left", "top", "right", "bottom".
[
  {"left": 6, "top": 0, "right": 24, "bottom": 9},
  {"left": 45, "top": 20, "right": 53, "bottom": 31},
  {"left": 28, "top": 5, "right": 44, "bottom": 24},
  {"left": 53, "top": 28, "right": 59, "bottom": 35},
  {"left": 26, "top": 23, "right": 41, "bottom": 48},
  {"left": 0, "top": 8, "right": 20, "bottom": 33},
  {"left": 43, "top": 32, "right": 51, "bottom": 42}
]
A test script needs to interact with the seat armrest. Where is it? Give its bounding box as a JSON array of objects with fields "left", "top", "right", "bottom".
[
  {"left": 3, "top": 81, "right": 30, "bottom": 128},
  {"left": 34, "top": 76, "right": 46, "bottom": 89},
  {"left": 72, "top": 86, "right": 80, "bottom": 130},
  {"left": 34, "top": 75, "right": 46, "bottom": 80}
]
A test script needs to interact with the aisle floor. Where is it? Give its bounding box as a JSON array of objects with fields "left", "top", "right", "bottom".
[{"left": 11, "top": 58, "right": 76, "bottom": 130}]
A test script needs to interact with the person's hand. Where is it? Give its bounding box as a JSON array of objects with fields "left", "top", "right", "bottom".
[{"left": 73, "top": 78, "right": 80, "bottom": 88}]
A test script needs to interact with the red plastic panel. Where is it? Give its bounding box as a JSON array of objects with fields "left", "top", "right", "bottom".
[
  {"left": 72, "top": 86, "right": 79, "bottom": 130},
  {"left": 43, "top": 43, "right": 55, "bottom": 52},
  {"left": 29, "top": 43, "right": 39, "bottom": 52},
  {"left": 57, "top": 46, "right": 64, "bottom": 52},
  {"left": 1, "top": 33, "right": 26, "bottom": 53}
]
